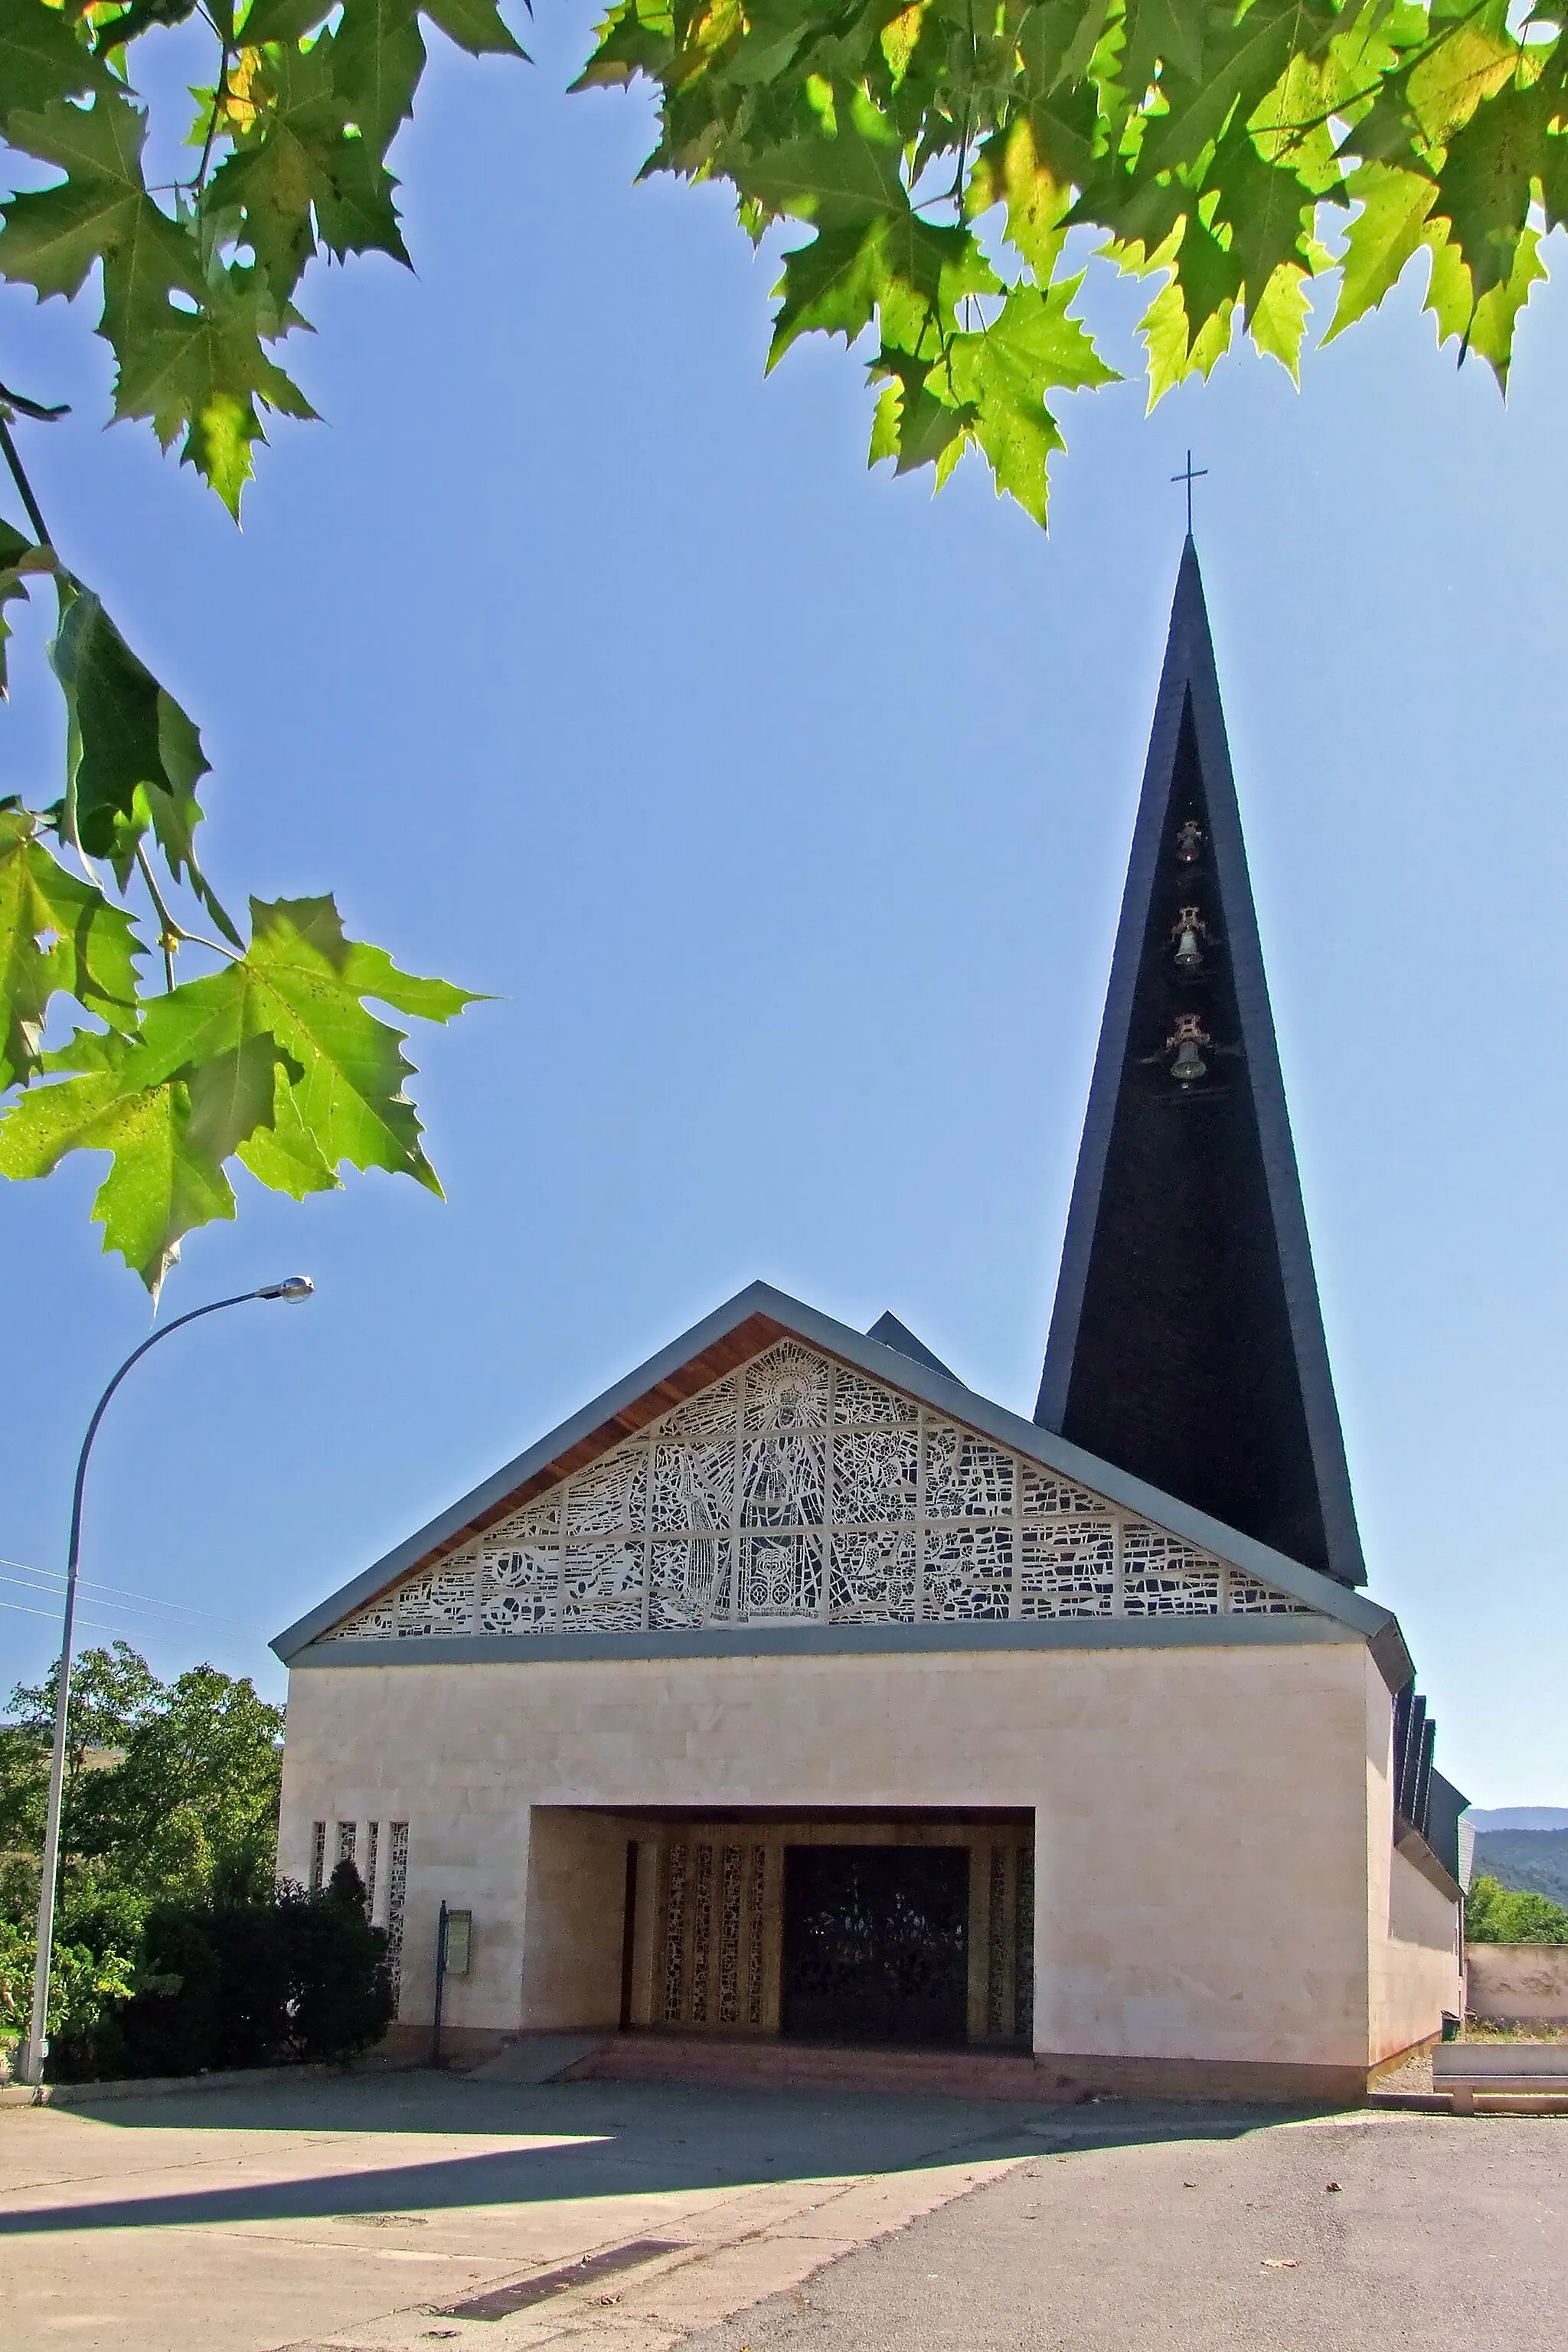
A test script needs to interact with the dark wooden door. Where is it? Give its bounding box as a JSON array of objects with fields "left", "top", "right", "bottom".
[{"left": 780, "top": 1845, "right": 969, "bottom": 2046}]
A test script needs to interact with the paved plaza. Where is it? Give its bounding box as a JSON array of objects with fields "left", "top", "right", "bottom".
[{"left": 1, "top": 2073, "right": 1563, "bottom": 2351}]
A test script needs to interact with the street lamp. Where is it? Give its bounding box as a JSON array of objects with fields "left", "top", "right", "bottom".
[{"left": 19, "top": 1276, "right": 315, "bottom": 2090}]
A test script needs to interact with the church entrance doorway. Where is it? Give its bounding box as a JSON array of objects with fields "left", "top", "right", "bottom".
[
  {"left": 779, "top": 1844, "right": 969, "bottom": 2045},
  {"left": 541, "top": 1808, "right": 1033, "bottom": 2050}
]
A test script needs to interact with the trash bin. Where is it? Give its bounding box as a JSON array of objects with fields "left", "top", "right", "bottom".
[{"left": 1440, "top": 2011, "right": 1462, "bottom": 2043}]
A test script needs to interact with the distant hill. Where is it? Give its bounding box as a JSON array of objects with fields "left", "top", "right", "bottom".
[
  {"left": 1472, "top": 1828, "right": 1568, "bottom": 1910},
  {"left": 1466, "top": 1808, "right": 1568, "bottom": 1832}
]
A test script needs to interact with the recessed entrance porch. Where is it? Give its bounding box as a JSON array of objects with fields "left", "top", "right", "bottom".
[{"left": 524, "top": 1808, "right": 1034, "bottom": 2052}]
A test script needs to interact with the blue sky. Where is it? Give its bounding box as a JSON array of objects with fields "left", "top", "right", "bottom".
[{"left": 1, "top": 5, "right": 1563, "bottom": 1808}]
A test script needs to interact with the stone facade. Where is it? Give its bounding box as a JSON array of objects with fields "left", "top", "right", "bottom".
[{"left": 279, "top": 1637, "right": 1459, "bottom": 2092}]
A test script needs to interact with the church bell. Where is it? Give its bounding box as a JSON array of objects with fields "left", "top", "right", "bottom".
[
  {"left": 1173, "top": 906, "right": 1205, "bottom": 969},
  {"left": 1168, "top": 1013, "right": 1210, "bottom": 1084}
]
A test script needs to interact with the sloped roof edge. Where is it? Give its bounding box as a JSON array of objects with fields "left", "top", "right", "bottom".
[{"left": 271, "top": 1279, "right": 1404, "bottom": 1669}]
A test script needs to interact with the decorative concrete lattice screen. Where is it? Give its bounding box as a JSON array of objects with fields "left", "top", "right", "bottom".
[{"left": 319, "top": 1341, "right": 1318, "bottom": 1642}]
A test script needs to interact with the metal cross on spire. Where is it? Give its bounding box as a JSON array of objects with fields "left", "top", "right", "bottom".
[{"left": 1171, "top": 450, "right": 1208, "bottom": 534}]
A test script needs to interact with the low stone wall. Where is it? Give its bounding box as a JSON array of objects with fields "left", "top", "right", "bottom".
[{"left": 1466, "top": 1943, "right": 1568, "bottom": 2024}]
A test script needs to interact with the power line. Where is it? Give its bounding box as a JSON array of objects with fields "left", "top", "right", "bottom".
[
  {"left": 0, "top": 1558, "right": 265, "bottom": 1634},
  {"left": 0, "top": 1593, "right": 173, "bottom": 1641}
]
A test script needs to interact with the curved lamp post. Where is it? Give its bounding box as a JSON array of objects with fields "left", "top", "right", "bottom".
[{"left": 20, "top": 1276, "right": 315, "bottom": 2089}]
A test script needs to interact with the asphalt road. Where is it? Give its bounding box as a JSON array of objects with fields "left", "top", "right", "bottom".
[{"left": 687, "top": 2110, "right": 1568, "bottom": 2352}]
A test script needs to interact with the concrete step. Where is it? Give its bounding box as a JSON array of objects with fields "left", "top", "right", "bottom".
[
  {"left": 565, "top": 2034, "right": 1044, "bottom": 2101},
  {"left": 464, "top": 2034, "right": 606, "bottom": 2084}
]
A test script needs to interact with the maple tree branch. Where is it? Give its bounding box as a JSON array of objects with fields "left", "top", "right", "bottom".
[
  {"left": 1262, "top": 0, "right": 1501, "bottom": 144},
  {"left": 0, "top": 412, "right": 54, "bottom": 549},
  {"left": 134, "top": 845, "right": 181, "bottom": 990},
  {"left": 132, "top": 843, "right": 242, "bottom": 968},
  {"left": 196, "top": 43, "right": 234, "bottom": 194}
]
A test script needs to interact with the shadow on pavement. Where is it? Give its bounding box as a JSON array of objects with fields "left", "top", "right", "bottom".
[{"left": 1, "top": 2075, "right": 1324, "bottom": 2239}]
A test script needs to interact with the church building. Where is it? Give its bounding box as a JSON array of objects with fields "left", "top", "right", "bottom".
[{"left": 273, "top": 544, "right": 1465, "bottom": 2100}]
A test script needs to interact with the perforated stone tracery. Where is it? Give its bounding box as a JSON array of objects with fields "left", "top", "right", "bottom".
[
  {"left": 320, "top": 1341, "right": 1320, "bottom": 1641},
  {"left": 386, "top": 1821, "right": 408, "bottom": 2005}
]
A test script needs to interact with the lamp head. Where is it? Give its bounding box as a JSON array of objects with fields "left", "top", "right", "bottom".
[{"left": 257, "top": 1276, "right": 315, "bottom": 1303}]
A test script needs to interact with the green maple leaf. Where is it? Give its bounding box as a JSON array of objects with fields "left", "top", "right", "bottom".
[
  {"left": 1249, "top": 48, "right": 1353, "bottom": 196},
  {"left": 1405, "top": 13, "right": 1518, "bottom": 149},
  {"left": 753, "top": 116, "right": 1000, "bottom": 369},
  {"left": 240, "top": 896, "right": 478, "bottom": 1191},
  {"left": 1246, "top": 260, "right": 1310, "bottom": 377},
  {"left": 235, "top": 1057, "right": 337, "bottom": 1197},
  {"left": 0, "top": 808, "right": 142, "bottom": 1089},
  {"left": 310, "top": 132, "right": 410, "bottom": 266},
  {"left": 1139, "top": 267, "right": 1236, "bottom": 406},
  {"left": 0, "top": 1027, "right": 292, "bottom": 1290},
  {"left": 0, "top": 518, "right": 55, "bottom": 695},
  {"left": 1135, "top": 7, "right": 1306, "bottom": 186},
  {"left": 0, "top": 91, "right": 204, "bottom": 325},
  {"left": 207, "top": 34, "right": 413, "bottom": 295},
  {"left": 48, "top": 586, "right": 239, "bottom": 933},
  {"left": 0, "top": 894, "right": 479, "bottom": 1285},
  {"left": 1140, "top": 210, "right": 1246, "bottom": 390},
  {"left": 1537, "top": 121, "right": 1568, "bottom": 235},
  {"left": 1432, "top": 79, "right": 1542, "bottom": 302},
  {"left": 738, "top": 119, "right": 909, "bottom": 228},
  {"left": 1204, "top": 122, "right": 1321, "bottom": 322},
  {"left": 769, "top": 217, "right": 889, "bottom": 360},
  {"left": 205, "top": 40, "right": 349, "bottom": 297},
  {"left": 420, "top": 0, "right": 525, "bottom": 57},
  {"left": 771, "top": 210, "right": 989, "bottom": 368},
  {"left": 942, "top": 277, "right": 1120, "bottom": 522},
  {"left": 572, "top": 0, "right": 675, "bottom": 90},
  {"left": 1419, "top": 210, "right": 1544, "bottom": 385},
  {"left": 1118, "top": 0, "right": 1210, "bottom": 108},
  {"left": 1463, "top": 222, "right": 1544, "bottom": 387},
  {"left": 1325, "top": 159, "right": 1440, "bottom": 340},
  {"left": 237, "top": 0, "right": 337, "bottom": 40},
  {"left": 968, "top": 116, "right": 1080, "bottom": 280},
  {"left": 132, "top": 892, "right": 477, "bottom": 1193},
  {"left": 0, "top": 0, "right": 110, "bottom": 123},
  {"left": 333, "top": 0, "right": 426, "bottom": 152},
  {"left": 112, "top": 270, "right": 318, "bottom": 517}
]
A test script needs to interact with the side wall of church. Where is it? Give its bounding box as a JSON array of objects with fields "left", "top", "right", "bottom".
[
  {"left": 1362, "top": 1652, "right": 1463, "bottom": 2063},
  {"left": 278, "top": 1635, "right": 1418, "bottom": 2074}
]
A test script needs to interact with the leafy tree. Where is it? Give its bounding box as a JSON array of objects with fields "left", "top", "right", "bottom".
[
  {"left": 0, "top": 0, "right": 501, "bottom": 1288},
  {"left": 2, "top": 1642, "right": 393, "bottom": 2079},
  {"left": 573, "top": 0, "right": 1568, "bottom": 524},
  {"left": 77, "top": 1662, "right": 284, "bottom": 1893},
  {"left": 0, "top": 1722, "right": 47, "bottom": 1859},
  {"left": 5, "top": 1642, "right": 279, "bottom": 1903},
  {"left": 8, "top": 1637, "right": 162, "bottom": 1811},
  {"left": 1467, "top": 1872, "right": 1568, "bottom": 1945},
  {"left": 0, "top": 1915, "right": 135, "bottom": 2050}
]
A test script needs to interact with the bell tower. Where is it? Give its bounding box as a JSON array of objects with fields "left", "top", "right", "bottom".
[{"left": 1036, "top": 539, "right": 1364, "bottom": 1586}]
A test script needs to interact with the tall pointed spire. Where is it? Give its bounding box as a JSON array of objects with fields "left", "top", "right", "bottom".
[{"left": 1036, "top": 539, "right": 1364, "bottom": 1586}]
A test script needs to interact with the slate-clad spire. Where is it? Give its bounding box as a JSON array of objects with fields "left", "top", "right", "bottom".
[{"left": 1036, "top": 539, "right": 1364, "bottom": 1586}]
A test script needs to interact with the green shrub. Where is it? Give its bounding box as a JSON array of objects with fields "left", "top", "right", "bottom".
[
  {"left": 288, "top": 1862, "right": 396, "bottom": 2063},
  {"left": 45, "top": 1860, "right": 393, "bottom": 2082}
]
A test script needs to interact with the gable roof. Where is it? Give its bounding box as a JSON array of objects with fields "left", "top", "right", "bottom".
[
  {"left": 864, "top": 1310, "right": 954, "bottom": 1378},
  {"left": 272, "top": 1278, "right": 1403, "bottom": 1673},
  {"left": 1036, "top": 538, "right": 1365, "bottom": 1587}
]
